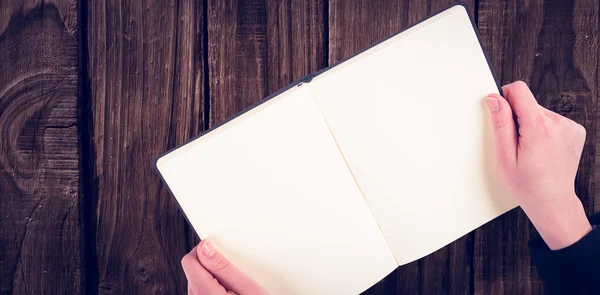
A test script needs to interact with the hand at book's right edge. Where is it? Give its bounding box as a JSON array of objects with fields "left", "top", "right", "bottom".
[
  {"left": 182, "top": 240, "right": 269, "bottom": 295},
  {"left": 485, "top": 81, "right": 592, "bottom": 251}
]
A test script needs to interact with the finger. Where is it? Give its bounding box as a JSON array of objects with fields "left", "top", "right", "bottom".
[
  {"left": 182, "top": 247, "right": 227, "bottom": 295},
  {"left": 485, "top": 93, "right": 518, "bottom": 164},
  {"left": 197, "top": 240, "right": 265, "bottom": 295},
  {"left": 501, "top": 81, "right": 542, "bottom": 123}
]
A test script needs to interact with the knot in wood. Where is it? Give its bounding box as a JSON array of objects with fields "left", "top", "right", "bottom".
[
  {"left": 98, "top": 281, "right": 119, "bottom": 294},
  {"left": 551, "top": 94, "right": 576, "bottom": 116}
]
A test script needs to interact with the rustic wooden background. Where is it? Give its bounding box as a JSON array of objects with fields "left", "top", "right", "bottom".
[{"left": 0, "top": 0, "right": 598, "bottom": 294}]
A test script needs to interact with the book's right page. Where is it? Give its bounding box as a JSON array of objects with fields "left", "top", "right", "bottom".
[{"left": 306, "top": 5, "right": 518, "bottom": 265}]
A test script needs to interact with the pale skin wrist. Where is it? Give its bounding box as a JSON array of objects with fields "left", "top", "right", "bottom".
[{"left": 521, "top": 194, "right": 592, "bottom": 250}]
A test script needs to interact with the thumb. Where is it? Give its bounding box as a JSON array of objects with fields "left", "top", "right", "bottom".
[
  {"left": 197, "top": 240, "right": 266, "bottom": 295},
  {"left": 485, "top": 93, "right": 518, "bottom": 164}
]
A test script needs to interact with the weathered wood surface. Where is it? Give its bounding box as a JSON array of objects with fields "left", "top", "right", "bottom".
[
  {"left": 87, "top": 0, "right": 205, "bottom": 293},
  {"left": 0, "top": 1, "right": 84, "bottom": 294},
  {"left": 1, "top": 0, "right": 598, "bottom": 294},
  {"left": 208, "top": 0, "right": 327, "bottom": 126}
]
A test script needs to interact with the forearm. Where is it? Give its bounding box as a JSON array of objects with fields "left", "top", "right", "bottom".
[{"left": 521, "top": 194, "right": 592, "bottom": 250}]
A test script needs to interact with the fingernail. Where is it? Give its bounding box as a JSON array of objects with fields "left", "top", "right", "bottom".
[
  {"left": 201, "top": 241, "right": 215, "bottom": 258},
  {"left": 486, "top": 96, "right": 500, "bottom": 112}
]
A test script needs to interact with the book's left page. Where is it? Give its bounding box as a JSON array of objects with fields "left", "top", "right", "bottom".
[{"left": 155, "top": 85, "right": 397, "bottom": 294}]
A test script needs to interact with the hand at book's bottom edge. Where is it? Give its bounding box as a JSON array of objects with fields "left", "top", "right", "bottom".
[{"left": 182, "top": 240, "right": 270, "bottom": 295}]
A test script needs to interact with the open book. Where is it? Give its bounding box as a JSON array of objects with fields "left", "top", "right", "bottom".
[{"left": 155, "top": 4, "right": 517, "bottom": 294}]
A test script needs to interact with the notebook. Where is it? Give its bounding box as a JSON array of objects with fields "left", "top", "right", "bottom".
[{"left": 155, "top": 4, "right": 517, "bottom": 294}]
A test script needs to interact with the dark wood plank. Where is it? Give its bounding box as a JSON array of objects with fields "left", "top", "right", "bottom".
[
  {"left": 87, "top": 0, "right": 205, "bottom": 293},
  {"left": 208, "top": 0, "right": 327, "bottom": 126},
  {"left": 0, "top": 1, "right": 84, "bottom": 294},
  {"left": 476, "top": 0, "right": 598, "bottom": 294},
  {"left": 208, "top": 0, "right": 267, "bottom": 125},
  {"left": 594, "top": 10, "right": 600, "bottom": 216},
  {"left": 266, "top": 0, "right": 327, "bottom": 93},
  {"left": 329, "top": 1, "right": 475, "bottom": 294},
  {"left": 597, "top": 103, "right": 600, "bottom": 213}
]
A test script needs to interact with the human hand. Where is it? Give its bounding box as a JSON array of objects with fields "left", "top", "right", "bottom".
[
  {"left": 485, "top": 81, "right": 592, "bottom": 250},
  {"left": 182, "top": 240, "right": 269, "bottom": 295}
]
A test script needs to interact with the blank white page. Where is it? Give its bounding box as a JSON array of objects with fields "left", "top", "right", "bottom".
[
  {"left": 307, "top": 5, "right": 517, "bottom": 265},
  {"left": 156, "top": 86, "right": 397, "bottom": 294}
]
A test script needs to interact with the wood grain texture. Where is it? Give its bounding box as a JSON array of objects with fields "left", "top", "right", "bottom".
[
  {"left": 0, "top": 1, "right": 83, "bottom": 294},
  {"left": 476, "top": 0, "right": 598, "bottom": 294},
  {"left": 208, "top": 0, "right": 327, "bottom": 126},
  {"left": 87, "top": 0, "right": 205, "bottom": 293},
  {"left": 328, "top": 1, "right": 475, "bottom": 294},
  {"left": 266, "top": 0, "right": 327, "bottom": 93}
]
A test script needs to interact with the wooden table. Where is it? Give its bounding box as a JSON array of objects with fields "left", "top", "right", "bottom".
[{"left": 1, "top": 0, "right": 598, "bottom": 294}]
